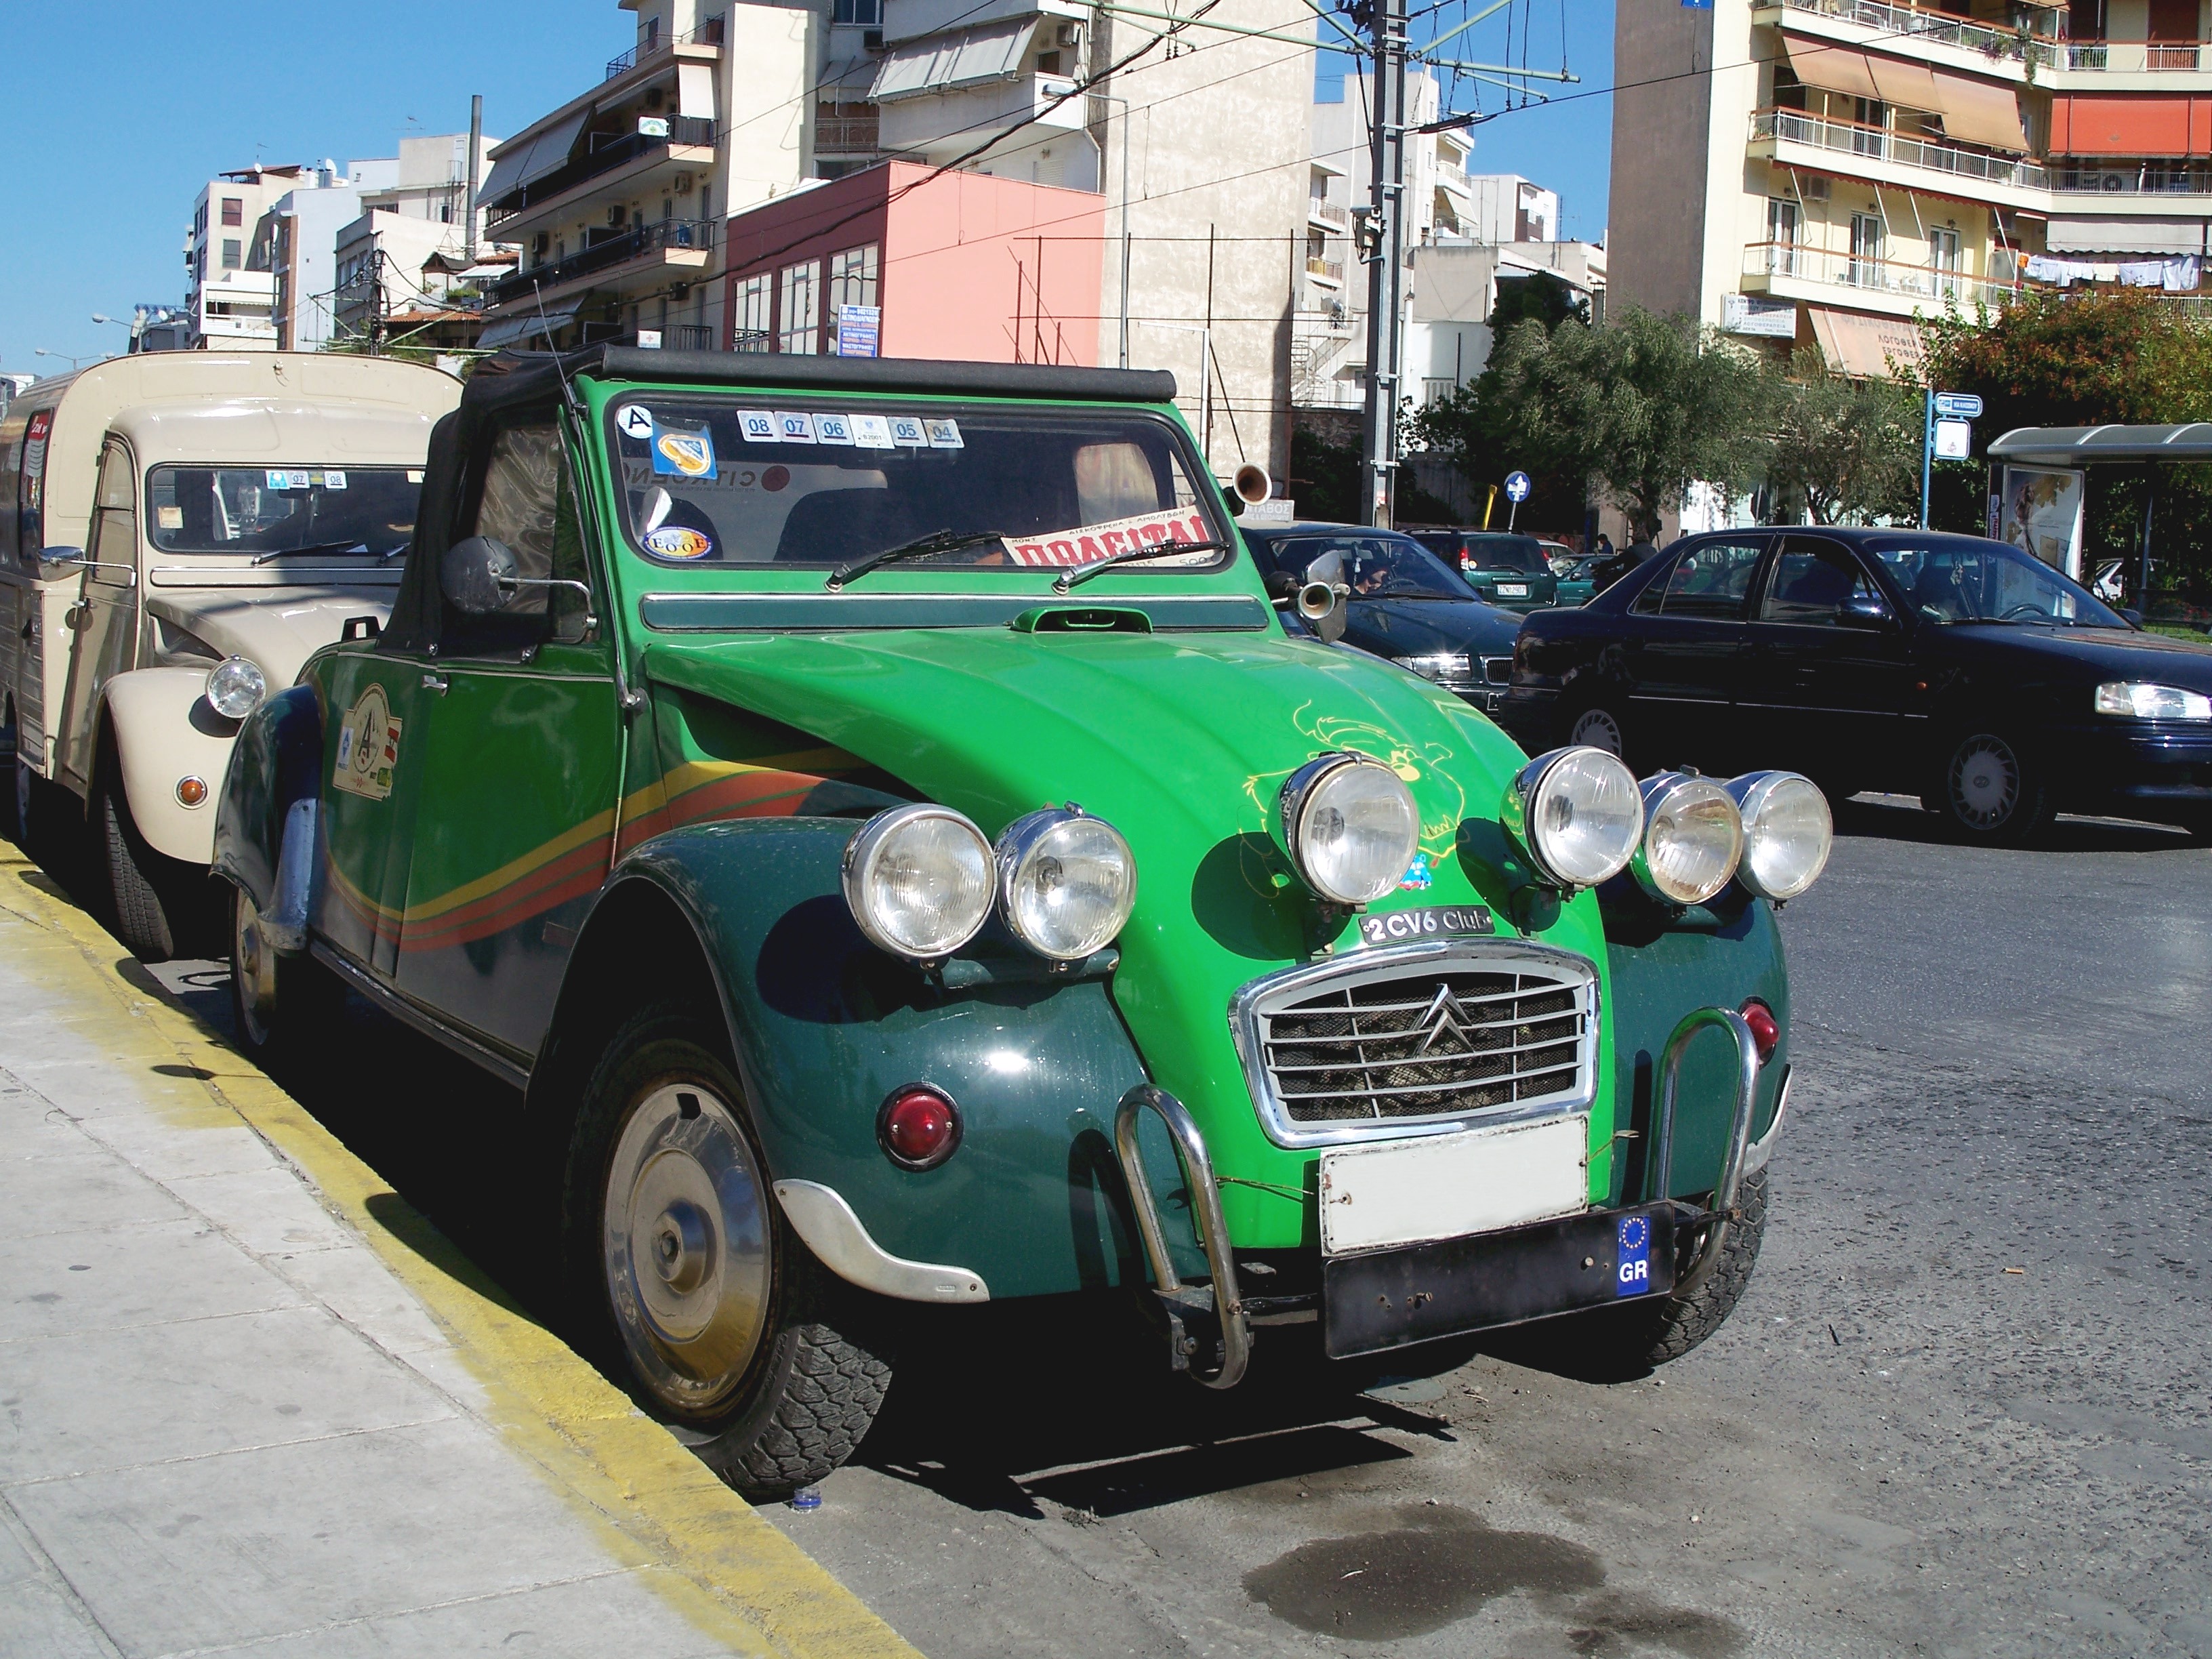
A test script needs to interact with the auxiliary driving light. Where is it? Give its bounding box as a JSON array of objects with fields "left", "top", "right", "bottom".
[
  {"left": 995, "top": 806, "right": 1137, "bottom": 962},
  {"left": 1631, "top": 772, "right": 1744, "bottom": 906},
  {"left": 842, "top": 804, "right": 995, "bottom": 962},
  {"left": 1724, "top": 772, "right": 1832, "bottom": 901},
  {"left": 1502, "top": 745, "right": 1643, "bottom": 890}
]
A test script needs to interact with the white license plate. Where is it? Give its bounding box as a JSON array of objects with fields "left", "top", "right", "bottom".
[
  {"left": 1318, "top": 1115, "right": 1589, "bottom": 1256},
  {"left": 1495, "top": 583, "right": 1530, "bottom": 597}
]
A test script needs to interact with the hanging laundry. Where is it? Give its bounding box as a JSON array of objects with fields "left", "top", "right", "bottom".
[
  {"left": 2090, "top": 262, "right": 2122, "bottom": 283},
  {"left": 2118, "top": 261, "right": 2164, "bottom": 287},
  {"left": 2163, "top": 255, "right": 2201, "bottom": 291},
  {"left": 2023, "top": 253, "right": 2071, "bottom": 283}
]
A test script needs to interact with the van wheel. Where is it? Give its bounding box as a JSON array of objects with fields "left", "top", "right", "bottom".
[
  {"left": 562, "top": 1004, "right": 893, "bottom": 1499},
  {"left": 228, "top": 882, "right": 339, "bottom": 1061},
  {"left": 98, "top": 773, "right": 186, "bottom": 962}
]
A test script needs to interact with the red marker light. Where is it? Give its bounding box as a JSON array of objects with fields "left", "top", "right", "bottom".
[
  {"left": 1740, "top": 1000, "right": 1780, "bottom": 1066},
  {"left": 878, "top": 1085, "right": 961, "bottom": 1170}
]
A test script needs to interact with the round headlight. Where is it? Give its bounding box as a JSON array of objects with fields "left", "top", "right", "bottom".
[
  {"left": 1726, "top": 772, "right": 1832, "bottom": 901},
  {"left": 1278, "top": 754, "right": 1422, "bottom": 906},
  {"left": 205, "top": 656, "right": 268, "bottom": 720},
  {"left": 1631, "top": 773, "right": 1744, "bottom": 905},
  {"left": 996, "top": 807, "right": 1137, "bottom": 961},
  {"left": 842, "top": 804, "right": 995, "bottom": 961},
  {"left": 1503, "top": 746, "right": 1643, "bottom": 889}
]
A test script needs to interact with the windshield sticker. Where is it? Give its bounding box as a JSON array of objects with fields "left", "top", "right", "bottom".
[
  {"left": 333, "top": 684, "right": 403, "bottom": 801},
  {"left": 157, "top": 506, "right": 184, "bottom": 531},
  {"left": 737, "top": 409, "right": 779, "bottom": 443},
  {"left": 1002, "top": 506, "right": 1212, "bottom": 568},
  {"left": 925, "top": 418, "right": 964, "bottom": 449},
  {"left": 776, "top": 412, "right": 818, "bottom": 444},
  {"left": 888, "top": 415, "right": 928, "bottom": 446},
  {"left": 851, "top": 413, "right": 895, "bottom": 450},
  {"left": 615, "top": 405, "right": 656, "bottom": 442},
  {"left": 644, "top": 524, "right": 716, "bottom": 560},
  {"left": 407, "top": 468, "right": 424, "bottom": 483},
  {"left": 815, "top": 413, "right": 856, "bottom": 445},
  {"left": 267, "top": 470, "right": 312, "bottom": 491},
  {"left": 321, "top": 470, "right": 347, "bottom": 491},
  {"left": 652, "top": 421, "right": 718, "bottom": 480}
]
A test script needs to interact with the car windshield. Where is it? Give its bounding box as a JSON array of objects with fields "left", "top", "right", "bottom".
[
  {"left": 146, "top": 466, "right": 421, "bottom": 556},
  {"left": 1262, "top": 533, "right": 1474, "bottom": 600},
  {"left": 1866, "top": 536, "right": 2127, "bottom": 628},
  {"left": 1460, "top": 536, "right": 1547, "bottom": 575},
  {"left": 605, "top": 398, "right": 1228, "bottom": 575}
]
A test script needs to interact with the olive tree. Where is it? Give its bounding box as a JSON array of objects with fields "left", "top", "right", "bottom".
[{"left": 1759, "top": 350, "right": 1921, "bottom": 525}]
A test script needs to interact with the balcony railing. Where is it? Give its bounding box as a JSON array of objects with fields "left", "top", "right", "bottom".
[
  {"left": 1753, "top": 108, "right": 2048, "bottom": 188},
  {"left": 1310, "top": 200, "right": 1349, "bottom": 227},
  {"left": 1764, "top": 0, "right": 2057, "bottom": 67},
  {"left": 2064, "top": 39, "right": 2205, "bottom": 68},
  {"left": 606, "top": 14, "right": 726, "bottom": 79},
  {"left": 487, "top": 117, "right": 716, "bottom": 221},
  {"left": 733, "top": 329, "right": 773, "bottom": 354},
  {"left": 2053, "top": 160, "right": 2212, "bottom": 193},
  {"left": 1744, "top": 239, "right": 2022, "bottom": 308},
  {"left": 817, "top": 116, "right": 880, "bottom": 152},
  {"left": 490, "top": 218, "right": 716, "bottom": 304},
  {"left": 1307, "top": 255, "right": 1346, "bottom": 281}
]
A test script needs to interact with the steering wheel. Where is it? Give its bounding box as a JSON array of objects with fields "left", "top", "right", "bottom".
[{"left": 1999, "top": 602, "right": 2048, "bottom": 621}]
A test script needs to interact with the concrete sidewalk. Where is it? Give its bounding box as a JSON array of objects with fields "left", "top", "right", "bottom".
[{"left": 0, "top": 851, "right": 916, "bottom": 1659}]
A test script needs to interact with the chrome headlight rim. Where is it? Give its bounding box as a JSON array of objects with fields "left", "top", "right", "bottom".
[
  {"left": 1502, "top": 745, "right": 1645, "bottom": 891},
  {"left": 204, "top": 655, "right": 268, "bottom": 720},
  {"left": 1277, "top": 752, "right": 1422, "bottom": 907},
  {"left": 840, "top": 802, "right": 996, "bottom": 963},
  {"left": 1725, "top": 770, "right": 1834, "bottom": 902},
  {"left": 1631, "top": 771, "right": 1745, "bottom": 907},
  {"left": 994, "top": 804, "right": 1139, "bottom": 962},
  {"left": 2093, "top": 680, "right": 2212, "bottom": 721}
]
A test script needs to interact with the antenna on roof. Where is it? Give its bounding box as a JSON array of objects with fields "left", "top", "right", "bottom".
[{"left": 529, "top": 281, "right": 585, "bottom": 419}]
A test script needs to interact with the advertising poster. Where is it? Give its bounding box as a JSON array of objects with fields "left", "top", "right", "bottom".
[{"left": 1999, "top": 465, "right": 2085, "bottom": 579}]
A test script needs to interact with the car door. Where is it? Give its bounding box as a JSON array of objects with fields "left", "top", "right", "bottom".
[
  {"left": 316, "top": 631, "right": 438, "bottom": 980},
  {"left": 1616, "top": 536, "right": 1768, "bottom": 773},
  {"left": 1742, "top": 535, "right": 1914, "bottom": 782},
  {"left": 390, "top": 419, "right": 621, "bottom": 1062},
  {"left": 54, "top": 439, "right": 142, "bottom": 793}
]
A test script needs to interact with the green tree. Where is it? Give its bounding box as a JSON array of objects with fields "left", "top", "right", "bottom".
[{"left": 1760, "top": 350, "right": 1921, "bottom": 525}]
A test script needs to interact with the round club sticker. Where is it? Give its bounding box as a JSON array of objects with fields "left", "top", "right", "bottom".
[
  {"left": 615, "top": 405, "right": 655, "bottom": 441},
  {"left": 643, "top": 525, "right": 714, "bottom": 560},
  {"left": 655, "top": 430, "right": 714, "bottom": 476}
]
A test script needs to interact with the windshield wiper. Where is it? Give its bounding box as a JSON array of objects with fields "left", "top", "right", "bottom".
[
  {"left": 1054, "top": 539, "right": 1232, "bottom": 594},
  {"left": 253, "top": 540, "right": 368, "bottom": 565},
  {"left": 826, "top": 529, "right": 1008, "bottom": 590}
]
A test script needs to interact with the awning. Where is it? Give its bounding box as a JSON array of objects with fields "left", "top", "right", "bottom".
[
  {"left": 1989, "top": 423, "right": 2212, "bottom": 464},
  {"left": 2048, "top": 94, "right": 2207, "bottom": 157},
  {"left": 1783, "top": 38, "right": 1879, "bottom": 100},
  {"left": 678, "top": 62, "right": 715, "bottom": 119},
  {"left": 871, "top": 18, "right": 1039, "bottom": 103},
  {"left": 2047, "top": 216, "right": 2208, "bottom": 254},
  {"left": 1782, "top": 38, "right": 2026, "bottom": 150},
  {"left": 477, "top": 105, "right": 592, "bottom": 205},
  {"left": 476, "top": 302, "right": 581, "bottom": 350},
  {"left": 1806, "top": 305, "right": 1925, "bottom": 380},
  {"left": 1930, "top": 68, "right": 2028, "bottom": 151},
  {"left": 1866, "top": 55, "right": 1938, "bottom": 112}
]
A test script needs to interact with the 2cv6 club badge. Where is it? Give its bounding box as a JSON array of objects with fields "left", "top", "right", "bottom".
[{"left": 214, "top": 348, "right": 1830, "bottom": 1498}]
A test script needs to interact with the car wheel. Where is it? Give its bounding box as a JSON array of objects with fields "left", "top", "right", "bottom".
[
  {"left": 1930, "top": 730, "right": 2052, "bottom": 844},
  {"left": 561, "top": 1004, "right": 893, "bottom": 1500},
  {"left": 1568, "top": 704, "right": 1626, "bottom": 759},
  {"left": 98, "top": 771, "right": 182, "bottom": 962},
  {"left": 228, "top": 882, "right": 340, "bottom": 1062}
]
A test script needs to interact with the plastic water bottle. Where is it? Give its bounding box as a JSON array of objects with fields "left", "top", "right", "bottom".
[{"left": 789, "top": 1484, "right": 821, "bottom": 1512}]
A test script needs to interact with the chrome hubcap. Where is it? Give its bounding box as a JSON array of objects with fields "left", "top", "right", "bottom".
[
  {"left": 232, "top": 892, "right": 276, "bottom": 1047},
  {"left": 603, "top": 1082, "right": 771, "bottom": 1414},
  {"left": 1571, "top": 708, "right": 1623, "bottom": 756},
  {"left": 1950, "top": 736, "right": 2018, "bottom": 828}
]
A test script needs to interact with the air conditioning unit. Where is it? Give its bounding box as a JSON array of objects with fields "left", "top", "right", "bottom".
[
  {"left": 863, "top": 26, "right": 884, "bottom": 49},
  {"left": 1800, "top": 176, "right": 1830, "bottom": 200},
  {"left": 2095, "top": 169, "right": 2133, "bottom": 192},
  {"left": 1056, "top": 22, "right": 1080, "bottom": 45},
  {"left": 673, "top": 172, "right": 694, "bottom": 194}
]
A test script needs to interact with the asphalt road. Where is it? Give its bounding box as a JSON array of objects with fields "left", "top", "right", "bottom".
[{"left": 144, "top": 797, "right": 2212, "bottom": 1659}]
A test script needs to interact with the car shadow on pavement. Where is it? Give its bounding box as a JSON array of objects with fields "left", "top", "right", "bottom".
[{"left": 1834, "top": 793, "right": 2200, "bottom": 853}]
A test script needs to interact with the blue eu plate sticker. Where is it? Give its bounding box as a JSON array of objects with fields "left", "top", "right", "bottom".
[{"left": 1616, "top": 1214, "right": 1654, "bottom": 1297}]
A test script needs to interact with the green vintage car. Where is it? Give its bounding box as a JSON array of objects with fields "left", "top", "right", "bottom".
[{"left": 213, "top": 348, "right": 1831, "bottom": 1498}]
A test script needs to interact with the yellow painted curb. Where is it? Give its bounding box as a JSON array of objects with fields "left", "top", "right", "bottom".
[{"left": 0, "top": 853, "right": 918, "bottom": 1659}]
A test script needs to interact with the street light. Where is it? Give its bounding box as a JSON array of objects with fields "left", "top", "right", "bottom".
[
  {"left": 91, "top": 313, "right": 124, "bottom": 327},
  {"left": 34, "top": 349, "right": 90, "bottom": 369}
]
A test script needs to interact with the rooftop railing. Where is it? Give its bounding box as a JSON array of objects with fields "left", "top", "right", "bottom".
[
  {"left": 1763, "top": 0, "right": 2056, "bottom": 68},
  {"left": 606, "top": 14, "right": 726, "bottom": 79},
  {"left": 2063, "top": 39, "right": 2204, "bottom": 68}
]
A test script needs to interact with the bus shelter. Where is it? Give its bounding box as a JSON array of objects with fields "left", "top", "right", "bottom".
[{"left": 1986, "top": 424, "right": 2212, "bottom": 602}]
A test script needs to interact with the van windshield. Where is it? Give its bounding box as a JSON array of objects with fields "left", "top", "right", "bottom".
[
  {"left": 604, "top": 398, "right": 1229, "bottom": 575},
  {"left": 146, "top": 466, "right": 421, "bottom": 557}
]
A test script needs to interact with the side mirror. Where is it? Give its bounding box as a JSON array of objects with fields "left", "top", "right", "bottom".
[
  {"left": 2121, "top": 607, "right": 2145, "bottom": 628},
  {"left": 1836, "top": 595, "right": 1893, "bottom": 630},
  {"left": 37, "top": 545, "right": 84, "bottom": 571},
  {"left": 441, "top": 534, "right": 518, "bottom": 615}
]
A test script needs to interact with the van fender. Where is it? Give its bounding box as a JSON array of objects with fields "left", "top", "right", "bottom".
[
  {"left": 210, "top": 683, "right": 323, "bottom": 931},
  {"left": 99, "top": 668, "right": 245, "bottom": 865}
]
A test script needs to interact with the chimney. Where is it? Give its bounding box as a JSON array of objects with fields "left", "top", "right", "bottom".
[{"left": 466, "top": 94, "right": 483, "bottom": 263}]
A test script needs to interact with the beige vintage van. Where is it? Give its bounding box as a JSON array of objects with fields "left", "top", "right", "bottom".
[{"left": 0, "top": 352, "right": 460, "bottom": 958}]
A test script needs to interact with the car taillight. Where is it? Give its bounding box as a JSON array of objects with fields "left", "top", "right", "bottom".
[
  {"left": 878, "top": 1084, "right": 962, "bottom": 1170},
  {"left": 1740, "top": 1000, "right": 1780, "bottom": 1066}
]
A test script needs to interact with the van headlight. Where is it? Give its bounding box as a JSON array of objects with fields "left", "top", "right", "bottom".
[
  {"left": 1631, "top": 773, "right": 1743, "bottom": 905},
  {"left": 1725, "top": 771, "right": 1832, "bottom": 901},
  {"left": 205, "top": 656, "right": 268, "bottom": 720},
  {"left": 1502, "top": 746, "right": 1643, "bottom": 889},
  {"left": 1278, "top": 754, "right": 1422, "bottom": 905},
  {"left": 996, "top": 806, "right": 1136, "bottom": 961},
  {"left": 842, "top": 804, "right": 995, "bottom": 962},
  {"left": 2095, "top": 681, "right": 2212, "bottom": 720}
]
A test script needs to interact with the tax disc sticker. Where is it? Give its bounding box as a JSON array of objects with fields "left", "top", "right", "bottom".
[
  {"left": 320, "top": 470, "right": 346, "bottom": 491},
  {"left": 775, "top": 411, "right": 818, "bottom": 444},
  {"left": 615, "top": 405, "right": 655, "bottom": 442},
  {"left": 737, "top": 409, "right": 779, "bottom": 443},
  {"left": 851, "top": 414, "right": 895, "bottom": 449},
  {"left": 924, "top": 418, "right": 964, "bottom": 449},
  {"left": 814, "top": 412, "right": 856, "bottom": 445},
  {"left": 888, "top": 415, "right": 928, "bottom": 446}
]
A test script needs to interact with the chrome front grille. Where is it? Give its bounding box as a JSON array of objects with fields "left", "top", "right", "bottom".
[
  {"left": 1232, "top": 941, "right": 1599, "bottom": 1147},
  {"left": 1483, "top": 655, "right": 1514, "bottom": 685}
]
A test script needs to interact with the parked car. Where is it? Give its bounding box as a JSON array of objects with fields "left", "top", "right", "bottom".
[
  {"left": 218, "top": 346, "right": 1828, "bottom": 1500},
  {"left": 1500, "top": 525, "right": 2212, "bottom": 841},
  {"left": 0, "top": 352, "right": 461, "bottom": 956},
  {"left": 1540, "top": 539, "right": 1578, "bottom": 575},
  {"left": 1409, "top": 528, "right": 1559, "bottom": 611},
  {"left": 1553, "top": 554, "right": 1609, "bottom": 609},
  {"left": 1241, "top": 522, "right": 1519, "bottom": 713}
]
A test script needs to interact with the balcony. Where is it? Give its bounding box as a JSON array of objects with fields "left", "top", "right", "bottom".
[
  {"left": 1307, "top": 255, "right": 1347, "bottom": 283},
  {"left": 817, "top": 115, "right": 882, "bottom": 152},
  {"left": 2052, "top": 160, "right": 2212, "bottom": 194},
  {"left": 606, "top": 14, "right": 725, "bottom": 79},
  {"left": 1309, "top": 199, "right": 1349, "bottom": 228},
  {"left": 1743, "top": 239, "right": 2022, "bottom": 314},
  {"left": 489, "top": 218, "right": 716, "bottom": 306},
  {"left": 1752, "top": 107, "right": 2048, "bottom": 189},
  {"left": 487, "top": 117, "right": 716, "bottom": 225},
  {"left": 1761, "top": 0, "right": 2055, "bottom": 70},
  {"left": 2063, "top": 39, "right": 2205, "bottom": 69}
]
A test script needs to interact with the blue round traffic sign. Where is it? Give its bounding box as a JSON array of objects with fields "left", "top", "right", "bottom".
[{"left": 1504, "top": 470, "right": 1531, "bottom": 502}]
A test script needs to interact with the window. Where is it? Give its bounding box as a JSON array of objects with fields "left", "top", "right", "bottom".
[
  {"left": 833, "top": 0, "right": 882, "bottom": 23},
  {"left": 87, "top": 444, "right": 137, "bottom": 590},
  {"left": 1849, "top": 213, "right": 1885, "bottom": 286},
  {"left": 1766, "top": 199, "right": 1799, "bottom": 276},
  {"left": 452, "top": 424, "right": 590, "bottom": 649},
  {"left": 1036, "top": 49, "right": 1063, "bottom": 74},
  {"left": 1761, "top": 541, "right": 1882, "bottom": 625},
  {"left": 221, "top": 197, "right": 243, "bottom": 227},
  {"left": 735, "top": 273, "right": 773, "bottom": 348},
  {"left": 146, "top": 466, "right": 419, "bottom": 558},
  {"left": 1929, "top": 226, "right": 1962, "bottom": 297},
  {"left": 777, "top": 259, "right": 820, "bottom": 353},
  {"left": 1631, "top": 540, "right": 1767, "bottom": 620},
  {"left": 1851, "top": 98, "right": 1887, "bottom": 158},
  {"left": 221, "top": 239, "right": 243, "bottom": 270},
  {"left": 827, "top": 244, "right": 878, "bottom": 310}
]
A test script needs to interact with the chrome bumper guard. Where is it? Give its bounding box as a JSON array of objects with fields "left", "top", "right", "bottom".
[
  {"left": 1112, "top": 1084, "right": 1252, "bottom": 1389},
  {"left": 1649, "top": 1006, "right": 1761, "bottom": 1297}
]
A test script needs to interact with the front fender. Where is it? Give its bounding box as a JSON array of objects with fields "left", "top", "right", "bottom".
[
  {"left": 102, "top": 668, "right": 243, "bottom": 865},
  {"left": 604, "top": 817, "right": 1197, "bottom": 1301},
  {"left": 211, "top": 684, "right": 323, "bottom": 911}
]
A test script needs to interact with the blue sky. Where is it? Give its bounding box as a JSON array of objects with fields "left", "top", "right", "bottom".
[{"left": 0, "top": 0, "right": 1613, "bottom": 380}]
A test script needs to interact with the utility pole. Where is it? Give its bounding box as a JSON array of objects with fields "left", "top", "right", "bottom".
[
  {"left": 466, "top": 94, "right": 483, "bottom": 264},
  {"left": 1359, "top": 0, "right": 1409, "bottom": 528}
]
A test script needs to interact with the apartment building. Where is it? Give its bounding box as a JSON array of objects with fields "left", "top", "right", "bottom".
[
  {"left": 184, "top": 168, "right": 300, "bottom": 348},
  {"left": 1611, "top": 0, "right": 2212, "bottom": 377}
]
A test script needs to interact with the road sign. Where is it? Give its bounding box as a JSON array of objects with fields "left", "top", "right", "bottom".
[
  {"left": 1504, "top": 470, "right": 1532, "bottom": 503},
  {"left": 1934, "top": 418, "right": 1972, "bottom": 460},
  {"left": 1934, "top": 392, "right": 1983, "bottom": 419}
]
